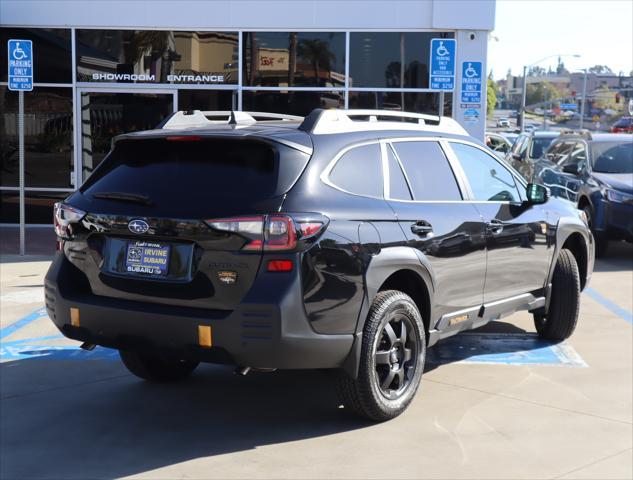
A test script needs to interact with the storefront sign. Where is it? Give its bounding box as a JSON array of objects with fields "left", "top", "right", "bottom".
[
  {"left": 429, "top": 38, "right": 456, "bottom": 91},
  {"left": 7, "top": 39, "right": 33, "bottom": 91}
]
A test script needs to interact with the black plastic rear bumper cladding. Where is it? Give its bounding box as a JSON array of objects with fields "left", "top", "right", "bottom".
[{"left": 45, "top": 252, "right": 353, "bottom": 369}]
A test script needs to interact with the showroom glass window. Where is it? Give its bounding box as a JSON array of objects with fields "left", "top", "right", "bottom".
[
  {"left": 349, "top": 32, "right": 454, "bottom": 89},
  {"left": 76, "top": 30, "right": 238, "bottom": 84},
  {"left": 348, "top": 91, "right": 452, "bottom": 116},
  {"left": 242, "top": 32, "right": 345, "bottom": 87}
]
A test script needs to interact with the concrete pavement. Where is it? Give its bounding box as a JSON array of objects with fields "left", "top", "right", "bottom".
[{"left": 1, "top": 243, "right": 631, "bottom": 479}]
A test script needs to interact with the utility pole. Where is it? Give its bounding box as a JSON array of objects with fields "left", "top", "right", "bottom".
[
  {"left": 520, "top": 65, "right": 528, "bottom": 132},
  {"left": 579, "top": 69, "right": 588, "bottom": 129}
]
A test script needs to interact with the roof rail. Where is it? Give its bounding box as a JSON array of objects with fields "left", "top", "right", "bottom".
[
  {"left": 298, "top": 109, "right": 468, "bottom": 135},
  {"left": 559, "top": 128, "right": 593, "bottom": 140},
  {"left": 161, "top": 110, "right": 303, "bottom": 129}
]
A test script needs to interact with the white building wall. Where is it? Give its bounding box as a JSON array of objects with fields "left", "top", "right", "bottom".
[{"left": 1, "top": 0, "right": 494, "bottom": 31}]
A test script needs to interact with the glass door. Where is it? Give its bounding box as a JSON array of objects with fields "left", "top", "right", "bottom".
[{"left": 77, "top": 88, "right": 176, "bottom": 184}]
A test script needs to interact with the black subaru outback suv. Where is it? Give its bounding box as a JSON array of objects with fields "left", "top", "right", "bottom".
[{"left": 46, "top": 109, "right": 594, "bottom": 421}]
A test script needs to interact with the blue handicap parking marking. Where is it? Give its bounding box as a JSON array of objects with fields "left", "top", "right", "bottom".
[
  {"left": 460, "top": 61, "right": 482, "bottom": 104},
  {"left": 1, "top": 344, "right": 119, "bottom": 361},
  {"left": 0, "top": 307, "right": 48, "bottom": 340},
  {"left": 585, "top": 288, "right": 633, "bottom": 325},
  {"left": 428, "top": 333, "right": 587, "bottom": 367}
]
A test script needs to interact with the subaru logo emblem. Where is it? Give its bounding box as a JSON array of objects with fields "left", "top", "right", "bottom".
[{"left": 128, "top": 219, "right": 149, "bottom": 234}]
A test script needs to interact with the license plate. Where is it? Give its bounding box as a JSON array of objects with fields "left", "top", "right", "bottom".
[{"left": 125, "top": 242, "right": 170, "bottom": 276}]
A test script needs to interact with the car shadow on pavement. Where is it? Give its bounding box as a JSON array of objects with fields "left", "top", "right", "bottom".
[{"left": 0, "top": 359, "right": 370, "bottom": 479}]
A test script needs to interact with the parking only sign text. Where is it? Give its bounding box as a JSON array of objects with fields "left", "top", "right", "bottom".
[
  {"left": 8, "top": 39, "right": 33, "bottom": 91},
  {"left": 460, "top": 61, "right": 482, "bottom": 105},
  {"left": 429, "top": 38, "right": 456, "bottom": 91}
]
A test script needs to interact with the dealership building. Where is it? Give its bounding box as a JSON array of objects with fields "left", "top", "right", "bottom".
[{"left": 0, "top": 0, "right": 495, "bottom": 225}]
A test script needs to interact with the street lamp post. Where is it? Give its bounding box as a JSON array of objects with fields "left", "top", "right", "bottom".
[{"left": 519, "top": 54, "right": 580, "bottom": 132}]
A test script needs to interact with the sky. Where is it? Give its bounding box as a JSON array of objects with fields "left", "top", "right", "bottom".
[{"left": 488, "top": 0, "right": 633, "bottom": 80}]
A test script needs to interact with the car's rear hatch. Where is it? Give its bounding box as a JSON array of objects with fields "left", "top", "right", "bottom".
[{"left": 62, "top": 132, "right": 312, "bottom": 311}]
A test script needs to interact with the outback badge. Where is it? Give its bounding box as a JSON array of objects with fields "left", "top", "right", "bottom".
[{"left": 218, "top": 271, "right": 238, "bottom": 285}]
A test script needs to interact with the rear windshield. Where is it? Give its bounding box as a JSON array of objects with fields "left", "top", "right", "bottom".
[
  {"left": 81, "top": 138, "right": 310, "bottom": 205},
  {"left": 591, "top": 141, "right": 633, "bottom": 174}
]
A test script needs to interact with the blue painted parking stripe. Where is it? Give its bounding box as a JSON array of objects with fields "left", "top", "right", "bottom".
[
  {"left": 0, "top": 344, "right": 118, "bottom": 361},
  {"left": 0, "top": 307, "right": 48, "bottom": 340},
  {"left": 428, "top": 333, "right": 587, "bottom": 367},
  {"left": 586, "top": 288, "right": 633, "bottom": 325},
  {"left": 2, "top": 334, "right": 64, "bottom": 345}
]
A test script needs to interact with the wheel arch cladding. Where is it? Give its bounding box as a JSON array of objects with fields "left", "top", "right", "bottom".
[
  {"left": 377, "top": 269, "right": 431, "bottom": 336},
  {"left": 561, "top": 232, "right": 588, "bottom": 290}
]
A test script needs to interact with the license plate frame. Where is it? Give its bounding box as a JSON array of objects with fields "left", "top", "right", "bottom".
[{"left": 125, "top": 241, "right": 171, "bottom": 276}]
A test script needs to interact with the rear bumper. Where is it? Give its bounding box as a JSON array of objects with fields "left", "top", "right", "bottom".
[{"left": 45, "top": 253, "right": 353, "bottom": 369}]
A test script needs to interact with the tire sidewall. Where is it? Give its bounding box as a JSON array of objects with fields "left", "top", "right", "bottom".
[{"left": 364, "top": 295, "right": 426, "bottom": 415}]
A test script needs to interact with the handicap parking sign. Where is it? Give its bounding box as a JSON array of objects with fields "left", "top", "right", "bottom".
[
  {"left": 429, "top": 38, "right": 456, "bottom": 91},
  {"left": 7, "top": 39, "right": 33, "bottom": 91},
  {"left": 460, "top": 61, "right": 482, "bottom": 105}
]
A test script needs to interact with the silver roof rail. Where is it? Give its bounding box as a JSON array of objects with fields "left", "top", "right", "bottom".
[
  {"left": 162, "top": 110, "right": 303, "bottom": 130},
  {"left": 299, "top": 109, "right": 468, "bottom": 135}
]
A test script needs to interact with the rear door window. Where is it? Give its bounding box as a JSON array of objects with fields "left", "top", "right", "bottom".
[
  {"left": 328, "top": 143, "right": 383, "bottom": 198},
  {"left": 391, "top": 141, "right": 462, "bottom": 201}
]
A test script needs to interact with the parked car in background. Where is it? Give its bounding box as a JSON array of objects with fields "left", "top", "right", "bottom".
[
  {"left": 611, "top": 117, "right": 633, "bottom": 134},
  {"left": 506, "top": 130, "right": 561, "bottom": 179},
  {"left": 500, "top": 131, "right": 520, "bottom": 145},
  {"left": 524, "top": 124, "right": 538, "bottom": 133},
  {"left": 531, "top": 132, "right": 633, "bottom": 256},
  {"left": 496, "top": 118, "right": 510, "bottom": 128},
  {"left": 509, "top": 110, "right": 518, "bottom": 119},
  {"left": 485, "top": 132, "right": 513, "bottom": 158}
]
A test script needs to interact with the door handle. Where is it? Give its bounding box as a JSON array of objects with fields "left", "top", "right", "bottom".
[
  {"left": 411, "top": 221, "right": 433, "bottom": 236},
  {"left": 487, "top": 219, "right": 505, "bottom": 234}
]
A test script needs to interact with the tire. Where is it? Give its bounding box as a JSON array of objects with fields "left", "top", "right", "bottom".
[
  {"left": 583, "top": 205, "right": 608, "bottom": 257},
  {"left": 119, "top": 349, "right": 199, "bottom": 382},
  {"left": 338, "top": 290, "right": 426, "bottom": 422},
  {"left": 534, "top": 248, "right": 580, "bottom": 342}
]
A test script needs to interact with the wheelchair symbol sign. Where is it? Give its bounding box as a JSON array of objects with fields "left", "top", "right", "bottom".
[
  {"left": 7, "top": 39, "right": 33, "bottom": 91},
  {"left": 429, "top": 38, "right": 456, "bottom": 91},
  {"left": 460, "top": 61, "right": 482, "bottom": 105}
]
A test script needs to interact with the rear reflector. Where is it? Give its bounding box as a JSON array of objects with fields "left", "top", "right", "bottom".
[
  {"left": 198, "top": 325, "right": 212, "bottom": 348},
  {"left": 166, "top": 135, "right": 202, "bottom": 141},
  {"left": 267, "top": 260, "right": 294, "bottom": 272},
  {"left": 70, "top": 307, "right": 80, "bottom": 327}
]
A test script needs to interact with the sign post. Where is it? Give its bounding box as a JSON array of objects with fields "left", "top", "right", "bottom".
[
  {"left": 429, "top": 38, "right": 456, "bottom": 118},
  {"left": 8, "top": 39, "right": 33, "bottom": 256}
]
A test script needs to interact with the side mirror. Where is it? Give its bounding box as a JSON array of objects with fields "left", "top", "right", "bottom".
[
  {"left": 562, "top": 163, "right": 581, "bottom": 175},
  {"left": 526, "top": 183, "right": 549, "bottom": 205},
  {"left": 512, "top": 153, "right": 523, "bottom": 162}
]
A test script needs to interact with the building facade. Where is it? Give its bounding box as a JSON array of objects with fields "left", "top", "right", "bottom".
[{"left": 1, "top": 0, "right": 495, "bottom": 224}]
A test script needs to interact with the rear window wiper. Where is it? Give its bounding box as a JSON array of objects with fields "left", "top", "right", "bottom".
[{"left": 91, "top": 192, "right": 153, "bottom": 205}]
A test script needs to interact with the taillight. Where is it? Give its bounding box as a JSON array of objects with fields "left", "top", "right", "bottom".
[
  {"left": 267, "top": 260, "right": 294, "bottom": 272},
  {"left": 53, "top": 202, "right": 86, "bottom": 238},
  {"left": 205, "top": 216, "right": 265, "bottom": 251},
  {"left": 205, "top": 214, "right": 326, "bottom": 251}
]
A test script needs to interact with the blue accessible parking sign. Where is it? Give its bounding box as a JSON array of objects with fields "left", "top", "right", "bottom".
[
  {"left": 8, "top": 39, "right": 33, "bottom": 91},
  {"left": 429, "top": 38, "right": 456, "bottom": 91},
  {"left": 460, "top": 61, "right": 482, "bottom": 105}
]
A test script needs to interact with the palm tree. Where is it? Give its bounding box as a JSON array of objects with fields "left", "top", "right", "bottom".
[{"left": 297, "top": 39, "right": 335, "bottom": 86}]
